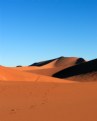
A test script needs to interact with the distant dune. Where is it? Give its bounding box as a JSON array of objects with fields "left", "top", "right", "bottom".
[
  {"left": 13, "top": 56, "right": 86, "bottom": 76},
  {"left": 29, "top": 56, "right": 85, "bottom": 68},
  {"left": 53, "top": 59, "right": 97, "bottom": 81}
]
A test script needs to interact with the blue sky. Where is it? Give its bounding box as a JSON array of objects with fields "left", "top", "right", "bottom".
[{"left": 0, "top": 0, "right": 97, "bottom": 66}]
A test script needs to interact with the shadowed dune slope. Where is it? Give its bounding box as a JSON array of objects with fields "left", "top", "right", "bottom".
[
  {"left": 29, "top": 56, "right": 85, "bottom": 68},
  {"left": 53, "top": 59, "right": 97, "bottom": 81},
  {"left": 29, "top": 58, "right": 56, "bottom": 67},
  {"left": 13, "top": 57, "right": 86, "bottom": 76}
]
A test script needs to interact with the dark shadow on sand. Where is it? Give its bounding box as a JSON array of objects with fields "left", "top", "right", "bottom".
[{"left": 53, "top": 59, "right": 97, "bottom": 78}]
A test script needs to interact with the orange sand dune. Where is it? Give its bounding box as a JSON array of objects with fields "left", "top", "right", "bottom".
[
  {"left": 29, "top": 56, "right": 85, "bottom": 68},
  {"left": 0, "top": 57, "right": 97, "bottom": 121},
  {"left": 53, "top": 59, "right": 97, "bottom": 81},
  {"left": 0, "top": 66, "right": 72, "bottom": 83},
  {"left": 13, "top": 57, "right": 85, "bottom": 76},
  {"left": 0, "top": 66, "right": 38, "bottom": 81},
  {"left": 0, "top": 81, "right": 97, "bottom": 121}
]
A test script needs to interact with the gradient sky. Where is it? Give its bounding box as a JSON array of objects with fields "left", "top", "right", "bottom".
[{"left": 0, "top": 0, "right": 97, "bottom": 66}]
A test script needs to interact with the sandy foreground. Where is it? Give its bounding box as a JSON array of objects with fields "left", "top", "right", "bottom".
[{"left": 0, "top": 80, "right": 97, "bottom": 121}]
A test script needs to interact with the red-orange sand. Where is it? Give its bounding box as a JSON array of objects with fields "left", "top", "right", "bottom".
[
  {"left": 0, "top": 81, "right": 97, "bottom": 121},
  {"left": 12, "top": 57, "right": 86, "bottom": 76},
  {"left": 0, "top": 57, "right": 97, "bottom": 121}
]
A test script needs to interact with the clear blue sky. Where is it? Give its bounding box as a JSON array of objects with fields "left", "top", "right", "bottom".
[{"left": 0, "top": 0, "right": 97, "bottom": 66}]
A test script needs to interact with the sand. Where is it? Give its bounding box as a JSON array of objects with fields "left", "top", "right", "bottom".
[
  {"left": 53, "top": 58, "right": 97, "bottom": 81},
  {"left": 0, "top": 66, "right": 72, "bottom": 83},
  {"left": 12, "top": 57, "right": 86, "bottom": 76},
  {"left": 0, "top": 81, "right": 97, "bottom": 121},
  {"left": 0, "top": 57, "right": 97, "bottom": 121}
]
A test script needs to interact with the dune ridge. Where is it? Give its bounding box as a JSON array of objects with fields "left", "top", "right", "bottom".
[
  {"left": 53, "top": 58, "right": 97, "bottom": 81},
  {"left": 29, "top": 56, "right": 85, "bottom": 68},
  {"left": 13, "top": 56, "right": 86, "bottom": 77},
  {"left": 0, "top": 66, "right": 73, "bottom": 83}
]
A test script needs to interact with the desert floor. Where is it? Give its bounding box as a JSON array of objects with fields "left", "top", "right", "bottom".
[{"left": 0, "top": 80, "right": 97, "bottom": 121}]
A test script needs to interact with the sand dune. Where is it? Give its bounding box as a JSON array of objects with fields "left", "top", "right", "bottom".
[
  {"left": 0, "top": 66, "right": 72, "bottom": 83},
  {"left": 0, "top": 56, "right": 97, "bottom": 121},
  {"left": 13, "top": 56, "right": 86, "bottom": 76},
  {"left": 29, "top": 56, "right": 85, "bottom": 67},
  {"left": 29, "top": 56, "right": 85, "bottom": 68},
  {"left": 0, "top": 66, "right": 38, "bottom": 81},
  {"left": 53, "top": 59, "right": 97, "bottom": 81}
]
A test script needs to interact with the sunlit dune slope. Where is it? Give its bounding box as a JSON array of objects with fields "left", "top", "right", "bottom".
[
  {"left": 29, "top": 56, "right": 85, "bottom": 68},
  {"left": 13, "top": 56, "right": 85, "bottom": 76},
  {"left": 0, "top": 66, "right": 72, "bottom": 83}
]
